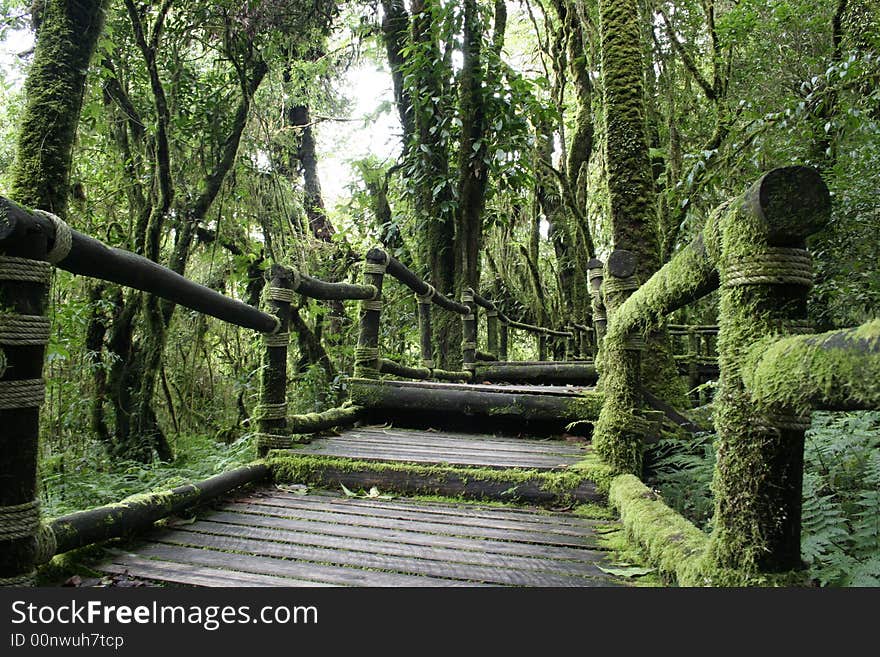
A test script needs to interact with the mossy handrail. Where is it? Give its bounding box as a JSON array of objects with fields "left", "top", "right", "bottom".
[
  {"left": 0, "top": 198, "right": 383, "bottom": 584},
  {"left": 592, "top": 166, "right": 879, "bottom": 584}
]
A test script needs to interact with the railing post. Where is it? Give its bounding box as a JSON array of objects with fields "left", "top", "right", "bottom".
[
  {"left": 710, "top": 168, "right": 829, "bottom": 577},
  {"left": 687, "top": 326, "right": 700, "bottom": 402},
  {"left": 499, "top": 316, "right": 509, "bottom": 361},
  {"left": 0, "top": 206, "right": 62, "bottom": 587},
  {"left": 354, "top": 248, "right": 387, "bottom": 379},
  {"left": 566, "top": 328, "right": 577, "bottom": 361},
  {"left": 255, "top": 265, "right": 296, "bottom": 455},
  {"left": 486, "top": 308, "right": 498, "bottom": 358},
  {"left": 461, "top": 288, "right": 477, "bottom": 378},
  {"left": 592, "top": 250, "right": 648, "bottom": 474},
  {"left": 416, "top": 284, "right": 435, "bottom": 370},
  {"left": 537, "top": 334, "right": 547, "bottom": 361},
  {"left": 587, "top": 258, "right": 606, "bottom": 347}
]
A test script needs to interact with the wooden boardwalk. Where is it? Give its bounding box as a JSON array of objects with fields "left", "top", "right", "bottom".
[
  {"left": 291, "top": 426, "right": 589, "bottom": 469},
  {"left": 101, "top": 490, "right": 624, "bottom": 587}
]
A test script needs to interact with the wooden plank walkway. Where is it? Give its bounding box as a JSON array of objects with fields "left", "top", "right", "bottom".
[
  {"left": 368, "top": 379, "right": 595, "bottom": 397},
  {"left": 100, "top": 490, "right": 624, "bottom": 587},
  {"left": 290, "top": 426, "right": 588, "bottom": 470}
]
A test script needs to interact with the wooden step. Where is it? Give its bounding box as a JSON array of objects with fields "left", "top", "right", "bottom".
[
  {"left": 270, "top": 427, "right": 603, "bottom": 505},
  {"left": 348, "top": 378, "right": 602, "bottom": 430}
]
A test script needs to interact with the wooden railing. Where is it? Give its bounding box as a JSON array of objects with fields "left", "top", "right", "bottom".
[
  {"left": 0, "top": 197, "right": 588, "bottom": 585},
  {"left": 593, "top": 165, "right": 880, "bottom": 581}
]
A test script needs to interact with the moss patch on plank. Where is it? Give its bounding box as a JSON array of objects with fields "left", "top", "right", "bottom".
[{"left": 267, "top": 453, "right": 603, "bottom": 505}]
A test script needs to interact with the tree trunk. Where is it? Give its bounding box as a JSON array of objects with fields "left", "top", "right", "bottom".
[{"left": 11, "top": 0, "right": 107, "bottom": 216}]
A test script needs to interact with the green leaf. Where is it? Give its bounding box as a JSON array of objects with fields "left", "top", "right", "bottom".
[{"left": 597, "top": 565, "right": 656, "bottom": 578}]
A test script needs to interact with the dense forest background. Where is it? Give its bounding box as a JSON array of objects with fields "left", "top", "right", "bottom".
[{"left": 0, "top": 0, "right": 877, "bottom": 585}]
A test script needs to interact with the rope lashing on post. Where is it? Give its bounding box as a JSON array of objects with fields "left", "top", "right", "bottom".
[
  {"left": 416, "top": 284, "right": 436, "bottom": 304},
  {"left": 0, "top": 379, "right": 46, "bottom": 409},
  {"left": 363, "top": 261, "right": 388, "bottom": 275},
  {"left": 0, "top": 256, "right": 52, "bottom": 284},
  {"left": 32, "top": 209, "right": 72, "bottom": 264},
  {"left": 461, "top": 341, "right": 477, "bottom": 351},
  {"left": 254, "top": 433, "right": 293, "bottom": 451},
  {"left": 368, "top": 284, "right": 380, "bottom": 300},
  {"left": 463, "top": 314, "right": 475, "bottom": 322},
  {"left": 753, "top": 412, "right": 813, "bottom": 434},
  {"left": 592, "top": 309, "right": 607, "bottom": 322},
  {"left": 253, "top": 402, "right": 288, "bottom": 421},
  {"left": 355, "top": 346, "right": 380, "bottom": 363},
  {"left": 623, "top": 334, "right": 648, "bottom": 351},
  {"left": 262, "top": 332, "right": 289, "bottom": 348},
  {"left": 486, "top": 310, "right": 498, "bottom": 318},
  {"left": 266, "top": 285, "right": 297, "bottom": 303},
  {"left": 461, "top": 290, "right": 475, "bottom": 304},
  {"left": 0, "top": 314, "right": 51, "bottom": 346},
  {"left": 602, "top": 275, "right": 640, "bottom": 296},
  {"left": 34, "top": 524, "right": 57, "bottom": 564},
  {"left": 361, "top": 300, "right": 383, "bottom": 312},
  {"left": 723, "top": 248, "right": 813, "bottom": 288},
  {"left": 0, "top": 499, "right": 40, "bottom": 541},
  {"left": 0, "top": 348, "right": 6, "bottom": 377}
]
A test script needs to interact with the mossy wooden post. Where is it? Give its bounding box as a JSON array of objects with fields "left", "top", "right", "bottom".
[
  {"left": 709, "top": 167, "right": 830, "bottom": 581},
  {"left": 0, "top": 203, "right": 54, "bottom": 587},
  {"left": 486, "top": 308, "right": 499, "bottom": 358},
  {"left": 687, "top": 326, "right": 700, "bottom": 403},
  {"left": 592, "top": 250, "right": 648, "bottom": 474},
  {"left": 256, "top": 266, "right": 296, "bottom": 455},
  {"left": 416, "top": 285, "right": 435, "bottom": 370},
  {"left": 498, "top": 316, "right": 509, "bottom": 361},
  {"left": 566, "top": 328, "right": 577, "bottom": 361},
  {"left": 587, "top": 258, "right": 606, "bottom": 346},
  {"left": 355, "top": 248, "right": 387, "bottom": 379},
  {"left": 538, "top": 334, "right": 547, "bottom": 361},
  {"left": 461, "top": 288, "right": 477, "bottom": 379}
]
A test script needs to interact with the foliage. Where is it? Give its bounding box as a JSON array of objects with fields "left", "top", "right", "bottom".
[
  {"left": 40, "top": 433, "right": 255, "bottom": 518},
  {"left": 647, "top": 411, "right": 880, "bottom": 586}
]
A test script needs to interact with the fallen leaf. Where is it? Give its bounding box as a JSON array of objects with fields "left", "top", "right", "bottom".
[{"left": 597, "top": 565, "right": 655, "bottom": 578}]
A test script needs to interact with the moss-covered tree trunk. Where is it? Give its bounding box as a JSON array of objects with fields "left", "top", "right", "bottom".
[
  {"left": 11, "top": 0, "right": 107, "bottom": 217},
  {"left": 593, "top": 0, "right": 685, "bottom": 473},
  {"left": 454, "top": 0, "right": 497, "bottom": 295}
]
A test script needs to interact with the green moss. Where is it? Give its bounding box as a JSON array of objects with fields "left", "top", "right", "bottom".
[
  {"left": 708, "top": 168, "right": 830, "bottom": 578},
  {"left": 609, "top": 474, "right": 709, "bottom": 586},
  {"left": 10, "top": 0, "right": 107, "bottom": 214},
  {"left": 572, "top": 502, "right": 615, "bottom": 520},
  {"left": 742, "top": 319, "right": 880, "bottom": 413},
  {"left": 267, "top": 453, "right": 601, "bottom": 505},
  {"left": 568, "top": 449, "right": 615, "bottom": 494}
]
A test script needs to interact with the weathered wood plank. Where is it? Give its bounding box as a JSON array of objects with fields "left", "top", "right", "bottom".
[
  {"left": 182, "top": 520, "right": 604, "bottom": 577},
  {"left": 290, "top": 443, "right": 578, "bottom": 470},
  {"left": 222, "top": 502, "right": 599, "bottom": 548},
  {"left": 266, "top": 490, "right": 593, "bottom": 527},
  {"left": 102, "top": 556, "right": 334, "bottom": 588},
  {"left": 264, "top": 463, "right": 602, "bottom": 505},
  {"left": 355, "top": 379, "right": 593, "bottom": 397},
  {"left": 349, "top": 379, "right": 599, "bottom": 425},
  {"left": 153, "top": 530, "right": 611, "bottom": 587},
  {"left": 331, "top": 430, "right": 586, "bottom": 455},
  {"left": 295, "top": 439, "right": 579, "bottom": 461},
  {"left": 206, "top": 510, "right": 600, "bottom": 560},
  {"left": 251, "top": 495, "right": 598, "bottom": 536},
  {"left": 133, "top": 543, "right": 483, "bottom": 587}
]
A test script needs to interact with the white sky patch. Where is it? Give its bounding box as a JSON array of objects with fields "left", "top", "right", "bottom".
[
  {"left": 315, "top": 64, "right": 401, "bottom": 207},
  {"left": 0, "top": 27, "right": 33, "bottom": 88}
]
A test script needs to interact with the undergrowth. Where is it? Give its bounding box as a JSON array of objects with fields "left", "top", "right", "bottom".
[
  {"left": 646, "top": 410, "right": 880, "bottom": 586},
  {"left": 39, "top": 434, "right": 255, "bottom": 517}
]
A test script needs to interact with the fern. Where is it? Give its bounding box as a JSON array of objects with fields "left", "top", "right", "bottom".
[{"left": 646, "top": 410, "right": 880, "bottom": 586}]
